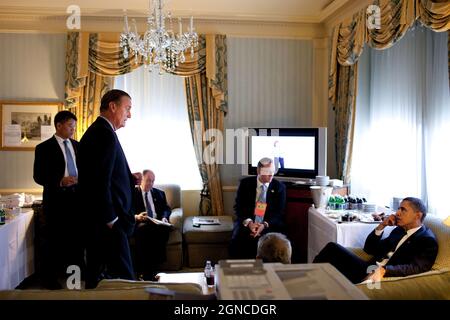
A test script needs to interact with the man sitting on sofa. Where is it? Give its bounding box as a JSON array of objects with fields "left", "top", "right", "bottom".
[
  {"left": 314, "top": 197, "right": 438, "bottom": 284},
  {"left": 133, "top": 169, "right": 172, "bottom": 280}
]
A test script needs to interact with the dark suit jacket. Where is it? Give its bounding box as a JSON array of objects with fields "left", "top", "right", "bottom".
[
  {"left": 33, "top": 135, "right": 79, "bottom": 217},
  {"left": 134, "top": 186, "right": 171, "bottom": 220},
  {"left": 78, "top": 117, "right": 136, "bottom": 236},
  {"left": 364, "top": 225, "right": 438, "bottom": 277},
  {"left": 232, "top": 176, "right": 286, "bottom": 239}
]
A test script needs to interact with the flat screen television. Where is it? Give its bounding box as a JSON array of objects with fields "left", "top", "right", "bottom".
[{"left": 242, "top": 127, "right": 327, "bottom": 180}]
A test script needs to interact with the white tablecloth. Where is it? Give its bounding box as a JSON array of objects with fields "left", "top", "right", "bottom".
[
  {"left": 308, "top": 207, "right": 393, "bottom": 263},
  {"left": 0, "top": 209, "right": 34, "bottom": 290}
]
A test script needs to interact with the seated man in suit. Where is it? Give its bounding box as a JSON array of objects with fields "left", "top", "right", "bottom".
[
  {"left": 230, "top": 157, "right": 286, "bottom": 259},
  {"left": 256, "top": 232, "right": 292, "bottom": 264},
  {"left": 133, "top": 169, "right": 172, "bottom": 280},
  {"left": 314, "top": 197, "right": 438, "bottom": 284}
]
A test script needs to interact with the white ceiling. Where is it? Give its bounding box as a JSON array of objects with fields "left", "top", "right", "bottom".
[{"left": 0, "top": 0, "right": 350, "bottom": 23}]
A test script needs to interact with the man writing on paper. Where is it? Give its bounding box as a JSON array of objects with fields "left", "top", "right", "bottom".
[
  {"left": 230, "top": 157, "right": 286, "bottom": 259},
  {"left": 133, "top": 169, "right": 172, "bottom": 280}
]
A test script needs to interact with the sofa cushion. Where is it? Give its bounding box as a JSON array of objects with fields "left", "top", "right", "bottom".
[
  {"left": 155, "top": 184, "right": 181, "bottom": 208},
  {"left": 424, "top": 215, "right": 450, "bottom": 270},
  {"left": 357, "top": 269, "right": 450, "bottom": 300},
  {"left": 183, "top": 216, "right": 233, "bottom": 243}
]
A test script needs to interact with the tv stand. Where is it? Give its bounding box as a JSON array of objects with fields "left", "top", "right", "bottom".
[{"left": 285, "top": 183, "right": 348, "bottom": 263}]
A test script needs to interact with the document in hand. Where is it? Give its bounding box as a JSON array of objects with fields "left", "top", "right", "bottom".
[{"left": 147, "top": 216, "right": 173, "bottom": 227}]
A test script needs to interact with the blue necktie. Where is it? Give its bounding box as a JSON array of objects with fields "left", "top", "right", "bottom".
[
  {"left": 258, "top": 184, "right": 267, "bottom": 203},
  {"left": 144, "top": 192, "right": 154, "bottom": 218},
  {"left": 63, "top": 140, "right": 77, "bottom": 177}
]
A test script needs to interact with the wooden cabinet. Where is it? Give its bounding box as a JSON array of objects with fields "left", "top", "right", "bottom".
[{"left": 284, "top": 183, "right": 348, "bottom": 263}]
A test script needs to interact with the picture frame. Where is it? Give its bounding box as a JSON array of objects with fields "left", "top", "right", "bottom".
[{"left": 0, "top": 101, "right": 63, "bottom": 151}]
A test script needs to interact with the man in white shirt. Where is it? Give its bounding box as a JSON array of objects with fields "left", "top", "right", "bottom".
[
  {"left": 78, "top": 89, "right": 142, "bottom": 288},
  {"left": 230, "top": 158, "right": 287, "bottom": 259},
  {"left": 313, "top": 197, "right": 438, "bottom": 284},
  {"left": 133, "top": 170, "right": 172, "bottom": 280},
  {"left": 34, "top": 110, "right": 82, "bottom": 289}
]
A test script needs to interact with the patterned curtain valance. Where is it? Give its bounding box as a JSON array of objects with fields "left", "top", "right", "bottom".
[{"left": 328, "top": 0, "right": 449, "bottom": 183}]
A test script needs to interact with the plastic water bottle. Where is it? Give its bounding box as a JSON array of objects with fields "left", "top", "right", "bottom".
[
  {"left": 328, "top": 195, "right": 336, "bottom": 210},
  {"left": 204, "top": 260, "right": 215, "bottom": 287},
  {"left": 0, "top": 204, "right": 5, "bottom": 225}
]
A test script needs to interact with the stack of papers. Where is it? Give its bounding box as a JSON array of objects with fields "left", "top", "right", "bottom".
[{"left": 193, "top": 217, "right": 221, "bottom": 225}]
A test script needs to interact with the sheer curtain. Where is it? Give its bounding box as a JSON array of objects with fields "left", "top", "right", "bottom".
[
  {"left": 114, "top": 66, "right": 202, "bottom": 190},
  {"left": 352, "top": 25, "right": 449, "bottom": 218}
]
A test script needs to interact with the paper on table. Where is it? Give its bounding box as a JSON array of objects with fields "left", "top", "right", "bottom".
[{"left": 193, "top": 217, "right": 221, "bottom": 225}]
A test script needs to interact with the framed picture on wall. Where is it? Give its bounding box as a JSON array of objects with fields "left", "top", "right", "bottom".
[{"left": 0, "top": 101, "right": 62, "bottom": 151}]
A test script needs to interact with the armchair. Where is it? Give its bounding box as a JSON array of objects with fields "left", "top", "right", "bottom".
[
  {"left": 351, "top": 215, "right": 450, "bottom": 299},
  {"left": 156, "top": 184, "right": 184, "bottom": 271}
]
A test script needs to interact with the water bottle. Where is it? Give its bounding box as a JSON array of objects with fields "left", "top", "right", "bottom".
[
  {"left": 0, "top": 204, "right": 5, "bottom": 225},
  {"left": 204, "top": 260, "right": 215, "bottom": 287},
  {"left": 328, "top": 195, "right": 336, "bottom": 210}
]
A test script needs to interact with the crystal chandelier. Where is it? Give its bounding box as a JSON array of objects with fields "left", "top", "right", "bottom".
[{"left": 120, "top": 0, "right": 199, "bottom": 74}]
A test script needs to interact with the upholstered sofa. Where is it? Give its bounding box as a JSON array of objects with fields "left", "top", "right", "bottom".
[
  {"left": 130, "top": 184, "right": 184, "bottom": 271},
  {"left": 0, "top": 279, "right": 203, "bottom": 300},
  {"left": 352, "top": 215, "right": 450, "bottom": 299}
]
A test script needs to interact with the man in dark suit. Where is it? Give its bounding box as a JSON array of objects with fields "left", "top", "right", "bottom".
[
  {"left": 133, "top": 169, "right": 172, "bottom": 280},
  {"left": 33, "top": 110, "right": 82, "bottom": 289},
  {"left": 230, "top": 157, "right": 286, "bottom": 259},
  {"left": 314, "top": 197, "right": 438, "bottom": 284},
  {"left": 78, "top": 89, "right": 142, "bottom": 289}
]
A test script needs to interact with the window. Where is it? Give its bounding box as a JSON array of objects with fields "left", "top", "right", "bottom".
[
  {"left": 351, "top": 26, "right": 449, "bottom": 218},
  {"left": 114, "top": 67, "right": 202, "bottom": 190}
]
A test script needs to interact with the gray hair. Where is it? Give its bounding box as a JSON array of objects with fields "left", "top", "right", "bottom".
[
  {"left": 257, "top": 232, "right": 292, "bottom": 264},
  {"left": 257, "top": 157, "right": 273, "bottom": 169}
]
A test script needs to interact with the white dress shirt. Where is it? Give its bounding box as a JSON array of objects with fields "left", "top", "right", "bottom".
[{"left": 54, "top": 134, "right": 77, "bottom": 177}]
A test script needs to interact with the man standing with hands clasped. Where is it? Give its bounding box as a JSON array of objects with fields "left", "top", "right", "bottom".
[
  {"left": 34, "top": 111, "right": 83, "bottom": 289},
  {"left": 78, "top": 89, "right": 142, "bottom": 288},
  {"left": 230, "top": 157, "right": 286, "bottom": 259}
]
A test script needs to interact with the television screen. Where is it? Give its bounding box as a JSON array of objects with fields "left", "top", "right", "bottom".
[
  {"left": 251, "top": 135, "right": 315, "bottom": 170},
  {"left": 244, "top": 128, "right": 327, "bottom": 180}
]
